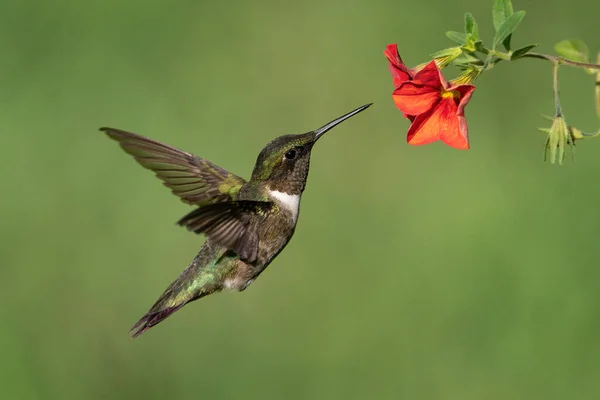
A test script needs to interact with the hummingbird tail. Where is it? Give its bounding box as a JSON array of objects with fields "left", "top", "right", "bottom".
[
  {"left": 129, "top": 302, "right": 190, "bottom": 338},
  {"left": 128, "top": 243, "right": 230, "bottom": 338}
]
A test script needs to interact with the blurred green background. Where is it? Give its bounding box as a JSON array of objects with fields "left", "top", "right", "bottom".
[{"left": 2, "top": 0, "right": 600, "bottom": 399}]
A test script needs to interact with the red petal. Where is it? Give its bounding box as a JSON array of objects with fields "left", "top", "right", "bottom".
[
  {"left": 406, "top": 98, "right": 469, "bottom": 149},
  {"left": 452, "top": 84, "right": 476, "bottom": 117},
  {"left": 453, "top": 114, "right": 470, "bottom": 149},
  {"left": 446, "top": 84, "right": 475, "bottom": 149},
  {"left": 392, "top": 83, "right": 440, "bottom": 115},
  {"left": 384, "top": 44, "right": 414, "bottom": 87},
  {"left": 405, "top": 108, "right": 440, "bottom": 146},
  {"left": 411, "top": 61, "right": 444, "bottom": 88},
  {"left": 392, "top": 61, "right": 444, "bottom": 115}
]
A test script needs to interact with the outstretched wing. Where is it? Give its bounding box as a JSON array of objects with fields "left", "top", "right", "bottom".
[
  {"left": 101, "top": 127, "right": 246, "bottom": 206},
  {"left": 177, "top": 201, "right": 273, "bottom": 263}
]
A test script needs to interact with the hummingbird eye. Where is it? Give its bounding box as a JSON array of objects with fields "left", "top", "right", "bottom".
[{"left": 284, "top": 149, "right": 297, "bottom": 160}]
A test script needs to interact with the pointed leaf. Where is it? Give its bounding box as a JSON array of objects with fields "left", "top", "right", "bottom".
[
  {"left": 554, "top": 40, "right": 590, "bottom": 63},
  {"left": 446, "top": 31, "right": 467, "bottom": 45},
  {"left": 474, "top": 41, "right": 489, "bottom": 54},
  {"left": 493, "top": 11, "right": 525, "bottom": 49},
  {"left": 493, "top": 0, "right": 514, "bottom": 31},
  {"left": 464, "top": 12, "right": 479, "bottom": 41},
  {"left": 511, "top": 44, "right": 539, "bottom": 60},
  {"left": 503, "top": 35, "right": 512, "bottom": 51}
]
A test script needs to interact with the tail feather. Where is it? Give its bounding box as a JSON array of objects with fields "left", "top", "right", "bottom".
[
  {"left": 129, "top": 303, "right": 188, "bottom": 338},
  {"left": 128, "top": 243, "right": 232, "bottom": 338}
]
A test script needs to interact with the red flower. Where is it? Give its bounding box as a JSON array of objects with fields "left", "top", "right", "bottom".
[
  {"left": 384, "top": 44, "right": 416, "bottom": 122},
  {"left": 384, "top": 44, "right": 414, "bottom": 87},
  {"left": 392, "top": 61, "right": 475, "bottom": 150}
]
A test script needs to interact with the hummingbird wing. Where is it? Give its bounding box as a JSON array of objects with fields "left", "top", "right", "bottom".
[
  {"left": 177, "top": 200, "right": 273, "bottom": 263},
  {"left": 100, "top": 127, "right": 246, "bottom": 206}
]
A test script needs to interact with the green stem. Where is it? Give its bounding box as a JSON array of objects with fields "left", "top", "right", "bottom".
[
  {"left": 523, "top": 52, "right": 600, "bottom": 70},
  {"left": 553, "top": 61, "right": 562, "bottom": 117},
  {"left": 489, "top": 50, "right": 511, "bottom": 60},
  {"left": 571, "top": 126, "right": 600, "bottom": 139},
  {"left": 580, "top": 130, "right": 600, "bottom": 137},
  {"left": 596, "top": 52, "right": 600, "bottom": 120}
]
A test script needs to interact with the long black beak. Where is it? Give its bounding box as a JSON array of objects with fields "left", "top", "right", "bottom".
[{"left": 314, "top": 103, "right": 373, "bottom": 140}]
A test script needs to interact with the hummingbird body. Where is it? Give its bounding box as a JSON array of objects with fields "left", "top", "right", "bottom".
[{"left": 101, "top": 103, "right": 371, "bottom": 338}]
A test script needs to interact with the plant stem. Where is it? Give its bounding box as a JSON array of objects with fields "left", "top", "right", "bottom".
[
  {"left": 596, "top": 52, "right": 600, "bottom": 119},
  {"left": 523, "top": 52, "right": 600, "bottom": 70},
  {"left": 553, "top": 61, "right": 562, "bottom": 117},
  {"left": 489, "top": 50, "right": 511, "bottom": 60}
]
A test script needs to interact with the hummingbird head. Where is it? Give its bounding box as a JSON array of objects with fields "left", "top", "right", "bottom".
[{"left": 251, "top": 103, "right": 372, "bottom": 194}]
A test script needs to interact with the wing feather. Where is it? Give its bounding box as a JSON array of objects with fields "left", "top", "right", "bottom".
[
  {"left": 177, "top": 201, "right": 273, "bottom": 262},
  {"left": 101, "top": 127, "right": 246, "bottom": 205}
]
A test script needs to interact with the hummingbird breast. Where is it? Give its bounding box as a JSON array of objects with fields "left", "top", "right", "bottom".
[
  {"left": 267, "top": 189, "right": 301, "bottom": 223},
  {"left": 253, "top": 196, "right": 299, "bottom": 265},
  {"left": 223, "top": 188, "right": 301, "bottom": 291}
]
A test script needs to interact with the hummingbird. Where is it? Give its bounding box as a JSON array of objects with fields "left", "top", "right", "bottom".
[{"left": 101, "top": 103, "right": 372, "bottom": 338}]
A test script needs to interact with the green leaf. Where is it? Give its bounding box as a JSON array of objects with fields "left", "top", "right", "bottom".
[
  {"left": 493, "top": 11, "right": 525, "bottom": 49},
  {"left": 474, "top": 41, "right": 489, "bottom": 54},
  {"left": 462, "top": 36, "right": 477, "bottom": 52},
  {"left": 446, "top": 31, "right": 467, "bottom": 45},
  {"left": 554, "top": 40, "right": 590, "bottom": 63},
  {"left": 493, "top": 0, "right": 514, "bottom": 31},
  {"left": 510, "top": 44, "right": 539, "bottom": 60},
  {"left": 502, "top": 35, "right": 512, "bottom": 51},
  {"left": 464, "top": 12, "right": 479, "bottom": 41}
]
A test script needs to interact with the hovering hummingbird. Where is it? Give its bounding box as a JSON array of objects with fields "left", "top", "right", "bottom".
[{"left": 101, "top": 103, "right": 372, "bottom": 338}]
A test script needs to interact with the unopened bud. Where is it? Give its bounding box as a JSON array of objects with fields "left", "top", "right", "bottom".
[{"left": 543, "top": 115, "right": 571, "bottom": 165}]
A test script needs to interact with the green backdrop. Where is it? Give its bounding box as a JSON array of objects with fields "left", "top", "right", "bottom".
[{"left": 2, "top": 0, "right": 599, "bottom": 399}]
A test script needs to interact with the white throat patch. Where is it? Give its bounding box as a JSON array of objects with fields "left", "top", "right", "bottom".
[{"left": 268, "top": 190, "right": 301, "bottom": 221}]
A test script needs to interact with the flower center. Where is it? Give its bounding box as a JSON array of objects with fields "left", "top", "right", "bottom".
[{"left": 440, "top": 89, "right": 460, "bottom": 99}]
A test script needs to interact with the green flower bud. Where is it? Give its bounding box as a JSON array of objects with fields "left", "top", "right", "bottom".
[{"left": 543, "top": 115, "right": 571, "bottom": 165}]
